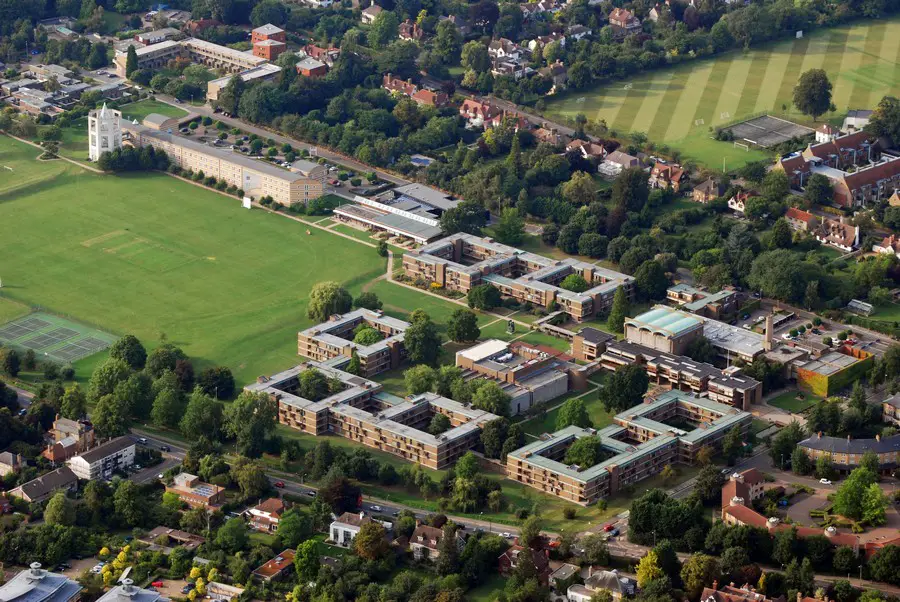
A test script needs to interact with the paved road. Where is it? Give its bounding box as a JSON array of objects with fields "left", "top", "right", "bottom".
[
  {"left": 10, "top": 385, "right": 33, "bottom": 409},
  {"left": 153, "top": 95, "right": 413, "bottom": 187}
]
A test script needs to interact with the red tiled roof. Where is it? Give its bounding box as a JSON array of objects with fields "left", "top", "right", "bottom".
[
  {"left": 785, "top": 207, "right": 815, "bottom": 224},
  {"left": 254, "top": 497, "right": 285, "bottom": 516},
  {"left": 721, "top": 480, "right": 751, "bottom": 508},
  {"left": 739, "top": 468, "right": 765, "bottom": 485},
  {"left": 806, "top": 130, "right": 872, "bottom": 161},
  {"left": 723, "top": 504, "right": 768, "bottom": 528}
]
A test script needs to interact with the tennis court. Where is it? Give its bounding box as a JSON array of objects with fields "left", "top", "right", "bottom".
[
  {"left": 723, "top": 115, "right": 814, "bottom": 148},
  {"left": 0, "top": 312, "right": 116, "bottom": 363}
]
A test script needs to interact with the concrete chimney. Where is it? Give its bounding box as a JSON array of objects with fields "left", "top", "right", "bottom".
[{"left": 764, "top": 314, "right": 774, "bottom": 352}]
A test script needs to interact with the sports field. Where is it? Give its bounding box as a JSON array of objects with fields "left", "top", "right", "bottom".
[
  {"left": 0, "top": 134, "right": 385, "bottom": 383},
  {"left": 118, "top": 99, "right": 190, "bottom": 123},
  {"left": 0, "top": 313, "right": 116, "bottom": 363},
  {"left": 545, "top": 17, "right": 900, "bottom": 168}
]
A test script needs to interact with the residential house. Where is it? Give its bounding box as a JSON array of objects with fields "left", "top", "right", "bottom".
[
  {"left": 361, "top": 5, "right": 383, "bottom": 24},
  {"left": 487, "top": 38, "right": 522, "bottom": 60},
  {"left": 0, "top": 451, "right": 24, "bottom": 476},
  {"left": 459, "top": 99, "right": 499, "bottom": 128},
  {"left": 727, "top": 190, "right": 756, "bottom": 213},
  {"left": 383, "top": 73, "right": 418, "bottom": 96},
  {"left": 66, "top": 437, "right": 135, "bottom": 480},
  {"left": 815, "top": 216, "right": 859, "bottom": 251},
  {"left": 648, "top": 3, "right": 667, "bottom": 22},
  {"left": 566, "top": 138, "right": 607, "bottom": 160},
  {"left": 411, "top": 88, "right": 449, "bottom": 107},
  {"left": 527, "top": 33, "right": 565, "bottom": 51},
  {"left": 721, "top": 468, "right": 766, "bottom": 510},
  {"left": 303, "top": 0, "right": 336, "bottom": 7},
  {"left": 399, "top": 19, "right": 425, "bottom": 41},
  {"left": 700, "top": 582, "right": 786, "bottom": 602},
  {"left": 649, "top": 163, "right": 687, "bottom": 191},
  {"left": 609, "top": 7, "right": 641, "bottom": 38},
  {"left": 843, "top": 109, "right": 873, "bottom": 133},
  {"left": 533, "top": 127, "right": 566, "bottom": 146},
  {"left": 888, "top": 190, "right": 900, "bottom": 206},
  {"left": 692, "top": 178, "right": 724, "bottom": 203},
  {"left": 207, "top": 583, "right": 245, "bottom": 602},
  {"left": 410, "top": 524, "right": 463, "bottom": 560},
  {"left": 8, "top": 466, "right": 78, "bottom": 503},
  {"left": 184, "top": 19, "right": 221, "bottom": 35},
  {"left": 568, "top": 568, "right": 636, "bottom": 602},
  {"left": 815, "top": 123, "right": 841, "bottom": 144},
  {"left": 165, "top": 473, "right": 225, "bottom": 508},
  {"left": 252, "top": 549, "right": 295, "bottom": 582},
  {"left": 567, "top": 24, "right": 591, "bottom": 40},
  {"left": 302, "top": 44, "right": 340, "bottom": 67},
  {"left": 330, "top": 512, "right": 373, "bottom": 546},
  {"left": 248, "top": 497, "right": 286, "bottom": 532},
  {"left": 438, "top": 15, "right": 470, "bottom": 35},
  {"left": 874, "top": 234, "right": 900, "bottom": 258},
  {"left": 521, "top": 0, "right": 559, "bottom": 19},
  {"left": 549, "top": 563, "right": 580, "bottom": 592},
  {"left": 498, "top": 545, "right": 551, "bottom": 585},
  {"left": 538, "top": 60, "right": 568, "bottom": 93},
  {"left": 296, "top": 57, "right": 327, "bottom": 77},
  {"left": 784, "top": 206, "right": 817, "bottom": 232},
  {"left": 599, "top": 150, "right": 639, "bottom": 177},
  {"left": 140, "top": 526, "right": 205, "bottom": 551}
]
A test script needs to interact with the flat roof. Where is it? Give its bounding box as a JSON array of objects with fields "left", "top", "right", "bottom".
[
  {"left": 799, "top": 350, "right": 862, "bottom": 376},
  {"left": 626, "top": 306, "right": 704, "bottom": 338},
  {"left": 683, "top": 289, "right": 734, "bottom": 312},
  {"left": 389, "top": 183, "right": 459, "bottom": 211},
  {"left": 457, "top": 339, "right": 509, "bottom": 363},
  {"left": 332, "top": 204, "right": 442, "bottom": 242},
  {"left": 208, "top": 63, "right": 281, "bottom": 87},
  {"left": 702, "top": 317, "right": 765, "bottom": 357},
  {"left": 182, "top": 38, "right": 268, "bottom": 65},
  {"left": 253, "top": 24, "right": 284, "bottom": 35}
]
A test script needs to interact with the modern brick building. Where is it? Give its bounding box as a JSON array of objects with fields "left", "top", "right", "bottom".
[
  {"left": 165, "top": 473, "right": 225, "bottom": 508},
  {"left": 247, "top": 363, "right": 500, "bottom": 469},
  {"left": 666, "top": 283, "right": 739, "bottom": 320},
  {"left": 251, "top": 24, "right": 286, "bottom": 60},
  {"left": 122, "top": 120, "right": 323, "bottom": 207},
  {"left": 403, "top": 234, "right": 633, "bottom": 321},
  {"left": 206, "top": 63, "right": 282, "bottom": 100},
  {"left": 506, "top": 390, "right": 751, "bottom": 505},
  {"left": 298, "top": 309, "right": 409, "bottom": 377}
]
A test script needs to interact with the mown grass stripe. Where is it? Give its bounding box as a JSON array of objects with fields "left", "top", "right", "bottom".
[
  {"left": 646, "top": 71, "right": 687, "bottom": 141},
  {"left": 831, "top": 26, "right": 865, "bottom": 113},
  {"left": 773, "top": 36, "right": 811, "bottom": 115},
  {"left": 867, "top": 20, "right": 900, "bottom": 109},
  {"left": 711, "top": 52, "right": 753, "bottom": 126},
  {"left": 753, "top": 39, "right": 794, "bottom": 114},
  {"left": 665, "top": 62, "right": 714, "bottom": 142},
  {"left": 734, "top": 49, "right": 772, "bottom": 119},
  {"left": 846, "top": 22, "right": 885, "bottom": 111},
  {"left": 688, "top": 58, "right": 733, "bottom": 131},
  {"left": 612, "top": 71, "right": 672, "bottom": 134},
  {"left": 801, "top": 28, "right": 838, "bottom": 74}
]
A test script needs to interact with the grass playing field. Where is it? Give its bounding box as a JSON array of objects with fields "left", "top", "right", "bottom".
[
  {"left": 545, "top": 17, "right": 900, "bottom": 169},
  {"left": 0, "top": 134, "right": 385, "bottom": 384},
  {"left": 118, "top": 99, "right": 190, "bottom": 123}
]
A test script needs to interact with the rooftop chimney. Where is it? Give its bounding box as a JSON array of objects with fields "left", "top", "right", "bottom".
[{"left": 764, "top": 315, "right": 774, "bottom": 352}]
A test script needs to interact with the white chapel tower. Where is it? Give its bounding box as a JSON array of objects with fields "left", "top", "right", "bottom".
[{"left": 88, "top": 103, "right": 122, "bottom": 161}]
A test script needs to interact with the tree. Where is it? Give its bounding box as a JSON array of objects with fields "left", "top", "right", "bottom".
[
  {"left": 686, "top": 335, "right": 716, "bottom": 364},
  {"left": 582, "top": 533, "right": 610, "bottom": 565},
  {"left": 436, "top": 524, "right": 461, "bottom": 574},
  {"left": 653, "top": 540, "right": 682, "bottom": 586},
  {"left": 44, "top": 492, "right": 75, "bottom": 526},
  {"left": 369, "top": 11, "right": 400, "bottom": 48},
  {"left": 770, "top": 421, "right": 806, "bottom": 468},
  {"left": 429, "top": 412, "right": 451, "bottom": 435},
  {"left": 607, "top": 287, "right": 629, "bottom": 333},
  {"left": 562, "top": 171, "right": 597, "bottom": 206},
  {"left": 599, "top": 364, "right": 648, "bottom": 413},
  {"left": 60, "top": 383, "right": 87, "bottom": 419},
  {"left": 145, "top": 344, "right": 186, "bottom": 379},
  {"left": 771, "top": 218, "right": 793, "bottom": 249},
  {"left": 805, "top": 173, "right": 833, "bottom": 205},
  {"left": 868, "top": 545, "right": 900, "bottom": 585},
  {"left": 793, "top": 69, "right": 834, "bottom": 121},
  {"left": 224, "top": 391, "right": 278, "bottom": 458},
  {"left": 125, "top": 45, "right": 138, "bottom": 77},
  {"left": 151, "top": 387, "right": 185, "bottom": 428},
  {"left": 558, "top": 273, "right": 589, "bottom": 293},
  {"left": 434, "top": 19, "right": 462, "bottom": 62},
  {"left": 218, "top": 74, "right": 245, "bottom": 116},
  {"left": 612, "top": 167, "right": 650, "bottom": 212},
  {"left": 354, "top": 292, "right": 382, "bottom": 311},
  {"left": 861, "top": 482, "right": 888, "bottom": 525},
  {"left": 749, "top": 250, "right": 809, "bottom": 303},
  {"left": 722, "top": 425, "right": 743, "bottom": 465},
  {"left": 494, "top": 208, "right": 525, "bottom": 245},
  {"left": 298, "top": 369, "right": 329, "bottom": 401},
  {"left": 250, "top": 0, "right": 286, "bottom": 26},
  {"left": 556, "top": 398, "right": 592, "bottom": 429},
  {"left": 405, "top": 312, "right": 442, "bottom": 365},
  {"left": 791, "top": 447, "right": 813, "bottom": 475},
  {"left": 637, "top": 550, "right": 665, "bottom": 588},
  {"left": 564, "top": 436, "right": 605, "bottom": 467},
  {"left": 578, "top": 233, "right": 609, "bottom": 258},
  {"left": 231, "top": 457, "right": 269, "bottom": 500},
  {"left": 87, "top": 358, "right": 131, "bottom": 402},
  {"left": 440, "top": 201, "right": 487, "bottom": 235},
  {"left": 467, "top": 284, "right": 502, "bottom": 310},
  {"left": 180, "top": 389, "right": 224, "bottom": 440},
  {"left": 472, "top": 381, "right": 511, "bottom": 416},
  {"left": 197, "top": 366, "right": 235, "bottom": 400},
  {"left": 216, "top": 517, "right": 249, "bottom": 553},
  {"left": 295, "top": 540, "right": 320, "bottom": 582},
  {"left": 832, "top": 546, "right": 857, "bottom": 575},
  {"left": 694, "top": 464, "right": 727, "bottom": 504},
  {"left": 832, "top": 466, "right": 880, "bottom": 520},
  {"left": 859, "top": 450, "right": 880, "bottom": 476},
  {"left": 634, "top": 260, "right": 669, "bottom": 301},
  {"left": 93, "top": 393, "right": 128, "bottom": 437},
  {"left": 772, "top": 527, "right": 798, "bottom": 567},
  {"left": 353, "top": 327, "right": 383, "bottom": 346},
  {"left": 307, "top": 281, "right": 353, "bottom": 322},
  {"left": 446, "top": 309, "right": 480, "bottom": 342},
  {"left": 110, "top": 335, "right": 147, "bottom": 369},
  {"left": 481, "top": 418, "right": 509, "bottom": 458},
  {"left": 461, "top": 41, "right": 490, "bottom": 72},
  {"left": 681, "top": 554, "right": 721, "bottom": 600},
  {"left": 405, "top": 364, "right": 435, "bottom": 395},
  {"left": 355, "top": 522, "right": 389, "bottom": 560},
  {"left": 113, "top": 480, "right": 145, "bottom": 527},
  {"left": 866, "top": 95, "right": 900, "bottom": 144}
]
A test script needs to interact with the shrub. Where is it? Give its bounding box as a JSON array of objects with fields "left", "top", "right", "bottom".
[
  {"left": 563, "top": 507, "right": 577, "bottom": 520},
  {"left": 188, "top": 122, "right": 198, "bottom": 130}
]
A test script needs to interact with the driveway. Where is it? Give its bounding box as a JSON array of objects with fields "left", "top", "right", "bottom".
[{"left": 785, "top": 492, "right": 828, "bottom": 526}]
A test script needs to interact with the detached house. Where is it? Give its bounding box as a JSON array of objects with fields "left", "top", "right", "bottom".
[
  {"left": 873, "top": 234, "right": 900, "bottom": 258},
  {"left": 692, "top": 178, "right": 724, "bottom": 203},
  {"left": 649, "top": 163, "right": 687, "bottom": 191},
  {"left": 0, "top": 452, "right": 24, "bottom": 476},
  {"left": 566, "top": 138, "right": 607, "bottom": 160},
  {"left": 538, "top": 60, "right": 568, "bottom": 93},
  {"left": 331, "top": 512, "right": 373, "bottom": 547},
  {"left": 727, "top": 190, "right": 757, "bottom": 214},
  {"left": 398, "top": 19, "right": 425, "bottom": 41},
  {"left": 609, "top": 7, "right": 641, "bottom": 38},
  {"left": 460, "top": 99, "right": 499, "bottom": 128},
  {"left": 815, "top": 216, "right": 859, "bottom": 251},
  {"left": 361, "top": 5, "right": 383, "bottom": 24},
  {"left": 568, "top": 568, "right": 636, "bottom": 602},
  {"left": 487, "top": 38, "right": 521, "bottom": 60},
  {"left": 498, "top": 545, "right": 551, "bottom": 585},
  {"left": 784, "top": 206, "right": 817, "bottom": 232},
  {"left": 249, "top": 498, "right": 287, "bottom": 532},
  {"left": 410, "top": 524, "right": 463, "bottom": 560},
  {"left": 8, "top": 466, "right": 78, "bottom": 503}
]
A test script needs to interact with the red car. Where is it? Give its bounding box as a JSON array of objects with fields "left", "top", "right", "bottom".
[
  {"left": 603, "top": 523, "right": 615, "bottom": 532},
  {"left": 274, "top": 481, "right": 285, "bottom": 488},
  {"left": 151, "top": 582, "right": 164, "bottom": 588}
]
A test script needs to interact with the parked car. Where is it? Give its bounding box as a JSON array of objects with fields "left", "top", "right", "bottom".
[
  {"left": 392, "top": 511, "right": 400, "bottom": 517},
  {"left": 501, "top": 532, "right": 513, "bottom": 539},
  {"left": 137, "top": 437, "right": 148, "bottom": 444},
  {"left": 273, "top": 481, "right": 285, "bottom": 488},
  {"left": 181, "top": 585, "right": 193, "bottom": 594},
  {"left": 603, "top": 523, "right": 615, "bottom": 532},
  {"left": 306, "top": 490, "right": 316, "bottom": 497},
  {"left": 151, "top": 582, "right": 164, "bottom": 588},
  {"left": 370, "top": 505, "right": 382, "bottom": 512},
  {"left": 160, "top": 445, "right": 170, "bottom": 452},
  {"left": 819, "top": 478, "right": 832, "bottom": 485}
]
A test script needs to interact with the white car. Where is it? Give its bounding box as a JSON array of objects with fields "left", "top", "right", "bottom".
[
  {"left": 501, "top": 532, "right": 513, "bottom": 539},
  {"left": 370, "top": 505, "right": 382, "bottom": 512},
  {"left": 819, "top": 478, "right": 832, "bottom": 485}
]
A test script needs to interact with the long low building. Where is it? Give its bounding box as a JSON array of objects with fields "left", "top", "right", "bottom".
[
  {"left": 333, "top": 203, "right": 443, "bottom": 244},
  {"left": 403, "top": 233, "right": 634, "bottom": 321},
  {"left": 298, "top": 308, "right": 409, "bottom": 377},
  {"left": 247, "top": 363, "right": 500, "bottom": 469},
  {"left": 506, "top": 389, "right": 751, "bottom": 505},
  {"left": 206, "top": 63, "right": 282, "bottom": 100},
  {"left": 114, "top": 37, "right": 269, "bottom": 77},
  {"left": 798, "top": 432, "right": 899, "bottom": 475},
  {"left": 122, "top": 121, "right": 323, "bottom": 206}
]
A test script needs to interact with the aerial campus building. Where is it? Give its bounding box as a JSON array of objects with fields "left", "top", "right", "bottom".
[
  {"left": 506, "top": 389, "right": 752, "bottom": 505},
  {"left": 402, "top": 233, "right": 634, "bottom": 321},
  {"left": 120, "top": 119, "right": 323, "bottom": 206},
  {"left": 246, "top": 362, "right": 500, "bottom": 469},
  {"left": 298, "top": 309, "right": 409, "bottom": 377},
  {"left": 88, "top": 103, "right": 122, "bottom": 161}
]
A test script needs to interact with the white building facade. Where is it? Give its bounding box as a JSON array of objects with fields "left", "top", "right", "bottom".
[
  {"left": 66, "top": 437, "right": 135, "bottom": 480},
  {"left": 88, "top": 103, "right": 122, "bottom": 161}
]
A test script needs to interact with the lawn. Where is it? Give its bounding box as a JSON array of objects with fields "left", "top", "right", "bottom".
[
  {"left": 545, "top": 17, "right": 900, "bottom": 169},
  {"left": 0, "top": 134, "right": 385, "bottom": 385},
  {"left": 519, "top": 388, "right": 614, "bottom": 437},
  {"left": 467, "top": 574, "right": 508, "bottom": 601},
  {"left": 0, "top": 298, "right": 29, "bottom": 325},
  {"left": 118, "top": 100, "right": 190, "bottom": 123},
  {"left": 767, "top": 390, "right": 822, "bottom": 413}
]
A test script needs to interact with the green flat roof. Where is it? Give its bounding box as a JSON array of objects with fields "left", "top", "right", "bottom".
[{"left": 626, "top": 306, "right": 704, "bottom": 337}]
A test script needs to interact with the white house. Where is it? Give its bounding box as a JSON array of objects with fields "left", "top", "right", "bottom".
[
  {"left": 66, "top": 436, "right": 135, "bottom": 480},
  {"left": 330, "top": 512, "right": 372, "bottom": 546}
]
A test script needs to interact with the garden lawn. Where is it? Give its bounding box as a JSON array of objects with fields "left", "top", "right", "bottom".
[
  {"left": 544, "top": 17, "right": 900, "bottom": 169},
  {"left": 767, "top": 391, "right": 822, "bottom": 413},
  {"left": 467, "top": 574, "right": 508, "bottom": 602},
  {"left": 0, "top": 134, "right": 385, "bottom": 385},
  {"left": 118, "top": 100, "right": 190, "bottom": 123},
  {"left": 519, "top": 388, "right": 614, "bottom": 437}
]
